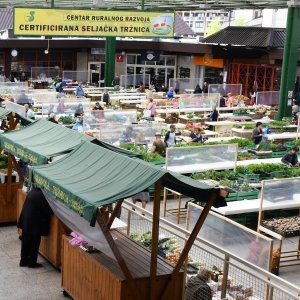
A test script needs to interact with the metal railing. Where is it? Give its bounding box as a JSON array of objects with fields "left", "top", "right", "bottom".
[{"left": 120, "top": 200, "right": 300, "bottom": 300}]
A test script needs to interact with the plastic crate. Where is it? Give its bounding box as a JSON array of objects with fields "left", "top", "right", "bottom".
[
  {"left": 237, "top": 172, "right": 260, "bottom": 183},
  {"left": 225, "top": 189, "right": 259, "bottom": 202}
]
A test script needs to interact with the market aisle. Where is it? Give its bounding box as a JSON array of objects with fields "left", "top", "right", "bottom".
[{"left": 0, "top": 226, "right": 63, "bottom": 300}]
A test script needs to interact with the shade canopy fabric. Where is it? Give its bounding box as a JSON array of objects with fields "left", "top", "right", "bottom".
[
  {"left": 0, "top": 119, "right": 92, "bottom": 165},
  {"left": 30, "top": 141, "right": 226, "bottom": 224},
  {"left": 0, "top": 107, "right": 33, "bottom": 126}
]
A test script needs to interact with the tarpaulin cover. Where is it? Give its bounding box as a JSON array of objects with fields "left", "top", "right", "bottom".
[
  {"left": 0, "top": 119, "right": 92, "bottom": 165},
  {"left": 30, "top": 141, "right": 226, "bottom": 224},
  {"left": 0, "top": 107, "right": 33, "bottom": 126}
]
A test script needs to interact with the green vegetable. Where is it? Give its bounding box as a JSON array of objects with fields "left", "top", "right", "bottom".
[
  {"left": 192, "top": 170, "right": 237, "bottom": 181},
  {"left": 120, "top": 144, "right": 163, "bottom": 162},
  {"left": 233, "top": 124, "right": 256, "bottom": 130},
  {"left": 257, "top": 141, "right": 272, "bottom": 152},
  {"left": 269, "top": 120, "right": 289, "bottom": 127},
  {"left": 58, "top": 116, "right": 76, "bottom": 125}
]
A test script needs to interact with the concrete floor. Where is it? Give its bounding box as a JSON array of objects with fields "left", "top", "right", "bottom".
[{"left": 0, "top": 225, "right": 63, "bottom": 300}]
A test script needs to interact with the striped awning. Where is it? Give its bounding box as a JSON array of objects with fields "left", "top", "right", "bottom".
[{"left": 0, "top": 8, "right": 13, "bottom": 31}]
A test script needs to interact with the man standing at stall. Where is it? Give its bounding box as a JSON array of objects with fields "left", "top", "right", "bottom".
[{"left": 18, "top": 187, "right": 52, "bottom": 268}]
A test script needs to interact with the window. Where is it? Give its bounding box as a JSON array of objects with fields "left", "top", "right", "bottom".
[
  {"left": 126, "top": 54, "right": 136, "bottom": 64},
  {"left": 184, "top": 12, "right": 189, "bottom": 17},
  {"left": 195, "top": 22, "right": 203, "bottom": 28}
]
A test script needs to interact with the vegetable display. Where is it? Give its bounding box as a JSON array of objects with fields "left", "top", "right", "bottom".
[{"left": 0, "top": 154, "right": 8, "bottom": 169}]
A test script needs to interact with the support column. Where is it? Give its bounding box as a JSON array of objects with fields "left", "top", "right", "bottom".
[
  {"left": 104, "top": 37, "right": 116, "bottom": 87},
  {"left": 278, "top": 4, "right": 300, "bottom": 119}
]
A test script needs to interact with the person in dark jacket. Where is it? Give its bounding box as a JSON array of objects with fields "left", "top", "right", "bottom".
[
  {"left": 194, "top": 84, "right": 202, "bottom": 94},
  {"left": 185, "top": 268, "right": 212, "bottom": 300},
  {"left": 18, "top": 187, "right": 52, "bottom": 268},
  {"left": 190, "top": 127, "right": 204, "bottom": 143},
  {"left": 102, "top": 89, "right": 110, "bottom": 105},
  {"left": 202, "top": 82, "right": 208, "bottom": 94},
  {"left": 164, "top": 124, "right": 176, "bottom": 147},
  {"left": 282, "top": 146, "right": 299, "bottom": 166},
  {"left": 251, "top": 122, "right": 263, "bottom": 145}
]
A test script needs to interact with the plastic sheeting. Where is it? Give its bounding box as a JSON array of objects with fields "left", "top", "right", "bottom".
[
  {"left": 187, "top": 204, "right": 272, "bottom": 270},
  {"left": 166, "top": 144, "right": 237, "bottom": 173},
  {"left": 169, "top": 78, "right": 201, "bottom": 92},
  {"left": 30, "top": 67, "right": 60, "bottom": 81},
  {"left": 5, "top": 100, "right": 26, "bottom": 117},
  {"left": 29, "top": 91, "right": 59, "bottom": 104},
  {"left": 256, "top": 91, "right": 279, "bottom": 106},
  {"left": 120, "top": 74, "right": 150, "bottom": 88},
  {"left": 41, "top": 99, "right": 91, "bottom": 116},
  {"left": 62, "top": 71, "right": 89, "bottom": 82},
  {"left": 261, "top": 178, "right": 300, "bottom": 210},
  {"left": 42, "top": 190, "right": 116, "bottom": 260},
  {"left": 178, "top": 93, "right": 220, "bottom": 108},
  {"left": 208, "top": 84, "right": 242, "bottom": 97}
]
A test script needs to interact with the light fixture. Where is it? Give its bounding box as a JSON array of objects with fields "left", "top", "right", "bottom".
[
  {"left": 11, "top": 49, "right": 18, "bottom": 57},
  {"left": 44, "top": 39, "right": 50, "bottom": 55}
]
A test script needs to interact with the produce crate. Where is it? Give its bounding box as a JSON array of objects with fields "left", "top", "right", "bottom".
[
  {"left": 237, "top": 172, "right": 260, "bottom": 183},
  {"left": 271, "top": 151, "right": 286, "bottom": 158},
  {"left": 225, "top": 188, "right": 259, "bottom": 202}
]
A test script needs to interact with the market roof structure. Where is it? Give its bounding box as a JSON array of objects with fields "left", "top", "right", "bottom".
[
  {"left": 0, "top": 106, "right": 34, "bottom": 126},
  {"left": 30, "top": 141, "right": 226, "bottom": 223},
  {"left": 202, "top": 26, "right": 287, "bottom": 48},
  {"left": 0, "top": 107, "right": 10, "bottom": 119},
  {"left": 0, "top": 119, "right": 92, "bottom": 165},
  {"left": 0, "top": 0, "right": 288, "bottom": 11}
]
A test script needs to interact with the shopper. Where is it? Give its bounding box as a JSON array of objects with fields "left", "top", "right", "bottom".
[
  {"left": 56, "top": 87, "right": 65, "bottom": 99},
  {"left": 57, "top": 98, "right": 66, "bottom": 114},
  {"left": 210, "top": 107, "right": 218, "bottom": 122},
  {"left": 138, "top": 82, "right": 145, "bottom": 93},
  {"left": 251, "top": 122, "right": 263, "bottom": 145},
  {"left": 102, "top": 89, "right": 110, "bottom": 105},
  {"left": 151, "top": 132, "right": 166, "bottom": 156},
  {"left": 74, "top": 103, "right": 84, "bottom": 117},
  {"left": 146, "top": 98, "right": 156, "bottom": 119},
  {"left": 167, "top": 87, "right": 175, "bottom": 99},
  {"left": 76, "top": 82, "right": 85, "bottom": 97},
  {"left": 112, "top": 74, "right": 120, "bottom": 86},
  {"left": 185, "top": 268, "right": 213, "bottom": 300},
  {"left": 92, "top": 102, "right": 104, "bottom": 110},
  {"left": 131, "top": 189, "right": 150, "bottom": 216},
  {"left": 226, "top": 92, "right": 234, "bottom": 108},
  {"left": 190, "top": 127, "right": 204, "bottom": 143},
  {"left": 202, "top": 82, "right": 208, "bottom": 94},
  {"left": 194, "top": 84, "right": 202, "bottom": 94},
  {"left": 18, "top": 187, "right": 52, "bottom": 268},
  {"left": 25, "top": 104, "right": 35, "bottom": 120},
  {"left": 164, "top": 124, "right": 176, "bottom": 147},
  {"left": 174, "top": 80, "right": 180, "bottom": 94},
  {"left": 282, "top": 146, "right": 299, "bottom": 166}
]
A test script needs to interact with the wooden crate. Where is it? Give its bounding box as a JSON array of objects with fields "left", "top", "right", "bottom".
[
  {"left": 62, "top": 231, "right": 184, "bottom": 300},
  {"left": 17, "top": 189, "right": 70, "bottom": 269},
  {"left": 0, "top": 183, "right": 20, "bottom": 223}
]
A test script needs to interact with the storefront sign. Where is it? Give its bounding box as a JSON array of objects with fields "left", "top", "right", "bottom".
[
  {"left": 14, "top": 8, "right": 175, "bottom": 38},
  {"left": 194, "top": 55, "right": 224, "bottom": 68}
]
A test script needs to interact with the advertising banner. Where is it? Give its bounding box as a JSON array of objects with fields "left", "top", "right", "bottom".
[{"left": 14, "top": 8, "right": 175, "bottom": 38}]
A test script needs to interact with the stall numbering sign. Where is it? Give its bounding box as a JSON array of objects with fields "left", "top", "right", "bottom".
[{"left": 14, "top": 8, "right": 175, "bottom": 38}]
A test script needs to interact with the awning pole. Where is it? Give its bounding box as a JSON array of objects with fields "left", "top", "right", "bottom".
[
  {"left": 150, "top": 179, "right": 162, "bottom": 300},
  {"left": 107, "top": 200, "right": 123, "bottom": 229},
  {"left": 96, "top": 210, "right": 141, "bottom": 300},
  {"left": 159, "top": 191, "right": 218, "bottom": 299}
]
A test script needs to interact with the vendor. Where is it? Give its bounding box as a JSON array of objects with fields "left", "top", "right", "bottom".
[
  {"left": 151, "top": 132, "right": 166, "bottom": 156},
  {"left": 164, "top": 124, "right": 176, "bottom": 147},
  {"left": 146, "top": 98, "right": 156, "bottom": 119},
  {"left": 251, "top": 122, "right": 263, "bottom": 145},
  {"left": 167, "top": 87, "right": 175, "bottom": 99},
  {"left": 76, "top": 82, "right": 85, "bottom": 97},
  {"left": 92, "top": 102, "right": 104, "bottom": 111},
  {"left": 190, "top": 127, "right": 204, "bottom": 143},
  {"left": 120, "top": 126, "right": 134, "bottom": 143},
  {"left": 74, "top": 103, "right": 84, "bottom": 117},
  {"left": 102, "top": 89, "right": 110, "bottom": 106},
  {"left": 282, "top": 146, "right": 299, "bottom": 166},
  {"left": 185, "top": 268, "right": 213, "bottom": 300}
]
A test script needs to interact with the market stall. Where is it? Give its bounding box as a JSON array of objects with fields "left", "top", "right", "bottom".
[
  {"left": 29, "top": 141, "right": 227, "bottom": 300},
  {"left": 258, "top": 178, "right": 300, "bottom": 273}
]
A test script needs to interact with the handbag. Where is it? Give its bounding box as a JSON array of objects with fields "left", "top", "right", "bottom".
[{"left": 144, "top": 109, "right": 151, "bottom": 117}]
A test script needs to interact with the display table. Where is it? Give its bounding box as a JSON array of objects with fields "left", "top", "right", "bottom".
[
  {"left": 62, "top": 231, "right": 184, "bottom": 300},
  {"left": 0, "top": 182, "right": 20, "bottom": 223},
  {"left": 17, "top": 189, "right": 70, "bottom": 268},
  {"left": 267, "top": 132, "right": 299, "bottom": 141},
  {"left": 231, "top": 127, "right": 253, "bottom": 139}
]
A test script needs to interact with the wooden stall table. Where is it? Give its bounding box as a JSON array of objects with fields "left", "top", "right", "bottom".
[
  {"left": 267, "top": 132, "right": 299, "bottom": 142},
  {"left": 178, "top": 115, "right": 208, "bottom": 124},
  {"left": 17, "top": 189, "right": 70, "bottom": 269},
  {"left": 0, "top": 182, "right": 20, "bottom": 223},
  {"left": 62, "top": 231, "right": 184, "bottom": 300}
]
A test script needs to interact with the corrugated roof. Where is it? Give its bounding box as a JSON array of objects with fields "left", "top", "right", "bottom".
[
  {"left": 174, "top": 13, "right": 195, "bottom": 36},
  {"left": 202, "top": 26, "right": 286, "bottom": 48},
  {"left": 0, "top": 8, "right": 13, "bottom": 31}
]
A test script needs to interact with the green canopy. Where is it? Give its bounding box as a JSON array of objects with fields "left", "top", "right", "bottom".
[
  {"left": 0, "top": 119, "right": 92, "bottom": 165},
  {"left": 30, "top": 142, "right": 226, "bottom": 224},
  {"left": 0, "top": 107, "right": 34, "bottom": 126}
]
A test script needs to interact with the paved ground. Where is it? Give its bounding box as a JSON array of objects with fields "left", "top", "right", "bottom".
[
  {"left": 0, "top": 225, "right": 63, "bottom": 300},
  {"left": 0, "top": 196, "right": 299, "bottom": 299}
]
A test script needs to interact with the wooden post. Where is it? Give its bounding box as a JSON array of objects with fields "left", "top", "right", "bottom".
[
  {"left": 221, "top": 254, "right": 230, "bottom": 299},
  {"left": 96, "top": 210, "right": 141, "bottom": 300},
  {"left": 10, "top": 154, "right": 24, "bottom": 185},
  {"left": 107, "top": 200, "right": 123, "bottom": 229},
  {"left": 6, "top": 153, "right": 13, "bottom": 204},
  {"left": 150, "top": 179, "right": 162, "bottom": 300},
  {"left": 160, "top": 191, "right": 218, "bottom": 299}
]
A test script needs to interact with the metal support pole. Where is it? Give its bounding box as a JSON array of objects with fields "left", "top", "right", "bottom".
[
  {"left": 278, "top": 5, "right": 300, "bottom": 119},
  {"left": 141, "top": 0, "right": 145, "bottom": 10},
  {"left": 51, "top": 0, "right": 55, "bottom": 8},
  {"left": 104, "top": 37, "right": 116, "bottom": 87}
]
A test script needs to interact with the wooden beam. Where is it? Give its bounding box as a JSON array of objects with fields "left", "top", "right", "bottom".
[
  {"left": 10, "top": 154, "right": 24, "bottom": 185},
  {"left": 96, "top": 210, "right": 141, "bottom": 300},
  {"left": 6, "top": 153, "right": 13, "bottom": 205},
  {"left": 150, "top": 179, "right": 162, "bottom": 300},
  {"left": 107, "top": 200, "right": 123, "bottom": 229},
  {"left": 160, "top": 191, "right": 217, "bottom": 299},
  {"left": 8, "top": 112, "right": 16, "bottom": 131}
]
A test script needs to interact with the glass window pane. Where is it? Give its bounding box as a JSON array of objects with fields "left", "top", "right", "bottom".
[
  {"left": 126, "top": 54, "right": 136, "bottom": 64},
  {"left": 166, "top": 56, "right": 175, "bottom": 66}
]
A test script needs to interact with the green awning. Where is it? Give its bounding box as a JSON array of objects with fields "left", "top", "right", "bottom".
[
  {"left": 0, "top": 119, "right": 92, "bottom": 165},
  {"left": 30, "top": 141, "right": 226, "bottom": 224},
  {"left": 0, "top": 107, "right": 34, "bottom": 126}
]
